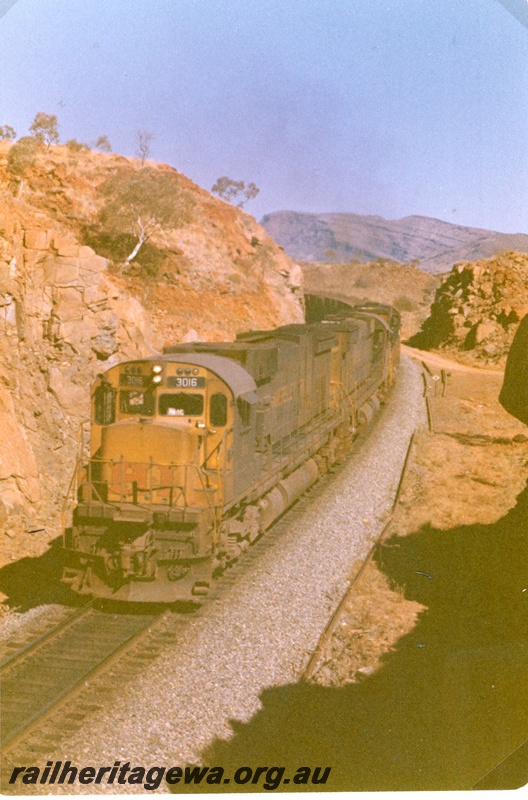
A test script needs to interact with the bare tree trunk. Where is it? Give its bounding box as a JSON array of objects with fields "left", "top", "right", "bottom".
[{"left": 124, "top": 234, "right": 147, "bottom": 264}]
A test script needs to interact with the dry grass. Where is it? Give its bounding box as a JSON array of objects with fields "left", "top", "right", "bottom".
[{"left": 310, "top": 561, "right": 426, "bottom": 687}]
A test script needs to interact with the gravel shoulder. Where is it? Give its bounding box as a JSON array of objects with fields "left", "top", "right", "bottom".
[{"left": 4, "top": 355, "right": 426, "bottom": 793}]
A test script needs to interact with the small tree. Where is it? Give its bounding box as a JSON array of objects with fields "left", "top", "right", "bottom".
[
  {"left": 243, "top": 182, "right": 259, "bottom": 205},
  {"left": 6, "top": 136, "right": 40, "bottom": 196},
  {"left": 0, "top": 125, "right": 16, "bottom": 141},
  {"left": 211, "top": 176, "right": 260, "bottom": 208},
  {"left": 98, "top": 166, "right": 192, "bottom": 265},
  {"left": 94, "top": 135, "right": 112, "bottom": 153},
  {"left": 29, "top": 112, "right": 59, "bottom": 149},
  {"left": 136, "top": 128, "right": 154, "bottom": 164}
]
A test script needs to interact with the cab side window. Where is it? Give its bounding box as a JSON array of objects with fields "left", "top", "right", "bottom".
[
  {"left": 210, "top": 393, "right": 227, "bottom": 426},
  {"left": 94, "top": 383, "right": 116, "bottom": 424}
]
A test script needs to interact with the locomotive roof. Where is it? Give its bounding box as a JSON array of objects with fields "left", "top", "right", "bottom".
[{"left": 145, "top": 353, "right": 257, "bottom": 399}]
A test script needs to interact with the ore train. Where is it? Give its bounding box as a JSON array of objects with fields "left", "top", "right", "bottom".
[{"left": 62, "top": 301, "right": 400, "bottom": 602}]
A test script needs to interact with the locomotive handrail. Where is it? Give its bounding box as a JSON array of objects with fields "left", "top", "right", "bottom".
[
  {"left": 270, "top": 388, "right": 346, "bottom": 460},
  {"left": 61, "top": 420, "right": 91, "bottom": 530},
  {"left": 73, "top": 456, "right": 226, "bottom": 510},
  {"left": 201, "top": 426, "right": 234, "bottom": 470},
  {"left": 330, "top": 380, "right": 357, "bottom": 419}
]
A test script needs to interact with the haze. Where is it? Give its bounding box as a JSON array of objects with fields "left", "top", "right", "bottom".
[{"left": 0, "top": 0, "right": 527, "bottom": 233}]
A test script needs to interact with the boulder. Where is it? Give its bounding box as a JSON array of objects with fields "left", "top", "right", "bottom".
[
  {"left": 54, "top": 287, "right": 85, "bottom": 321},
  {"left": 79, "top": 254, "right": 108, "bottom": 273},
  {"left": 287, "top": 263, "right": 303, "bottom": 289},
  {"left": 24, "top": 229, "right": 49, "bottom": 250},
  {"left": 182, "top": 328, "right": 200, "bottom": 343},
  {"left": 474, "top": 320, "right": 497, "bottom": 344},
  {"left": 52, "top": 237, "right": 79, "bottom": 258},
  {"left": 91, "top": 333, "right": 118, "bottom": 359},
  {"left": 47, "top": 366, "right": 86, "bottom": 412}
]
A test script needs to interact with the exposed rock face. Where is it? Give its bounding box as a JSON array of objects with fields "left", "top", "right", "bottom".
[
  {"left": 0, "top": 145, "right": 303, "bottom": 551},
  {"left": 0, "top": 202, "right": 154, "bottom": 541},
  {"left": 409, "top": 251, "right": 528, "bottom": 365}
]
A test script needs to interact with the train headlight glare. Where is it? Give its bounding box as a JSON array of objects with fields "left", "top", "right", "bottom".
[
  {"left": 152, "top": 365, "right": 163, "bottom": 374},
  {"left": 152, "top": 375, "right": 162, "bottom": 384}
]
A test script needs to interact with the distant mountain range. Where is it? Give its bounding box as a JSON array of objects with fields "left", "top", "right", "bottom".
[{"left": 260, "top": 211, "right": 528, "bottom": 274}]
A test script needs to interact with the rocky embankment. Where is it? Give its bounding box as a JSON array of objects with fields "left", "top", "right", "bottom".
[
  {"left": 0, "top": 145, "right": 303, "bottom": 554},
  {"left": 409, "top": 251, "right": 528, "bottom": 365}
]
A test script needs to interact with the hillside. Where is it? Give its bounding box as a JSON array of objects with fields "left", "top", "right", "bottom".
[
  {"left": 261, "top": 211, "right": 528, "bottom": 274},
  {"left": 0, "top": 143, "right": 303, "bottom": 555}
]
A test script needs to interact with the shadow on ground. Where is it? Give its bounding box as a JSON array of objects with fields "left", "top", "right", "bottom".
[
  {"left": 0, "top": 537, "right": 77, "bottom": 611},
  {"left": 172, "top": 484, "right": 528, "bottom": 792}
]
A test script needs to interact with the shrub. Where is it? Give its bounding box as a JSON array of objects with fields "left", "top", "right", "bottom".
[
  {"left": 81, "top": 226, "right": 166, "bottom": 277},
  {"left": 6, "top": 136, "right": 40, "bottom": 195},
  {"left": 394, "top": 294, "right": 418, "bottom": 312},
  {"left": 94, "top": 135, "right": 112, "bottom": 153},
  {"left": 354, "top": 274, "right": 372, "bottom": 289},
  {"left": 98, "top": 165, "right": 193, "bottom": 264},
  {"left": 66, "top": 139, "right": 89, "bottom": 152}
]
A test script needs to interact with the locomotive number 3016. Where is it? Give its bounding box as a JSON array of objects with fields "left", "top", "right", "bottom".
[{"left": 168, "top": 376, "right": 206, "bottom": 389}]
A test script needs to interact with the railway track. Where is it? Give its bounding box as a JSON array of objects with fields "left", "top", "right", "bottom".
[{"left": 0, "top": 603, "right": 169, "bottom": 753}]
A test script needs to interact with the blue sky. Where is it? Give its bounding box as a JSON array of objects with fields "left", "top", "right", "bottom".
[{"left": 0, "top": 0, "right": 527, "bottom": 233}]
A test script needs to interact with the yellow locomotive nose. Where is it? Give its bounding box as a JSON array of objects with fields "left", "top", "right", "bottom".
[
  {"left": 101, "top": 419, "right": 197, "bottom": 463},
  {"left": 98, "top": 421, "right": 203, "bottom": 507}
]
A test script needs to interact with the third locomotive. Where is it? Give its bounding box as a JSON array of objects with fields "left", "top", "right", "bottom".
[{"left": 62, "top": 301, "right": 400, "bottom": 602}]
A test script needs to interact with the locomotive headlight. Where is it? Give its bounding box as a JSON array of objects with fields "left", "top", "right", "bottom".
[
  {"left": 152, "top": 365, "right": 163, "bottom": 374},
  {"left": 152, "top": 375, "right": 162, "bottom": 384}
]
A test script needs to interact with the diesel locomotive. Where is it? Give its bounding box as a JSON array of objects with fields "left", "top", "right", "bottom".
[{"left": 62, "top": 302, "right": 400, "bottom": 602}]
